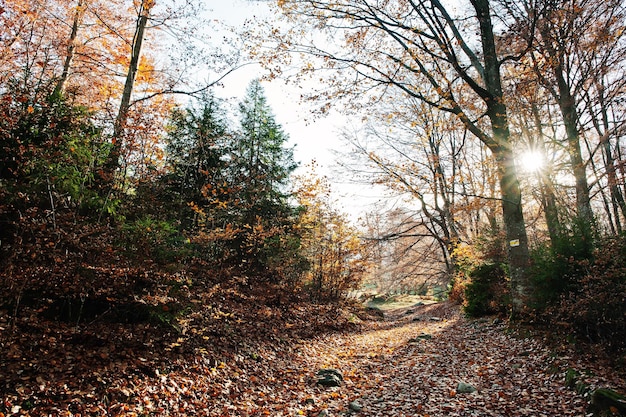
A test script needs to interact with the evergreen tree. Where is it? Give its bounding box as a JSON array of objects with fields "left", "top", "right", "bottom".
[
  {"left": 228, "top": 79, "right": 302, "bottom": 275},
  {"left": 233, "top": 79, "right": 298, "bottom": 225},
  {"left": 160, "top": 94, "right": 231, "bottom": 230}
]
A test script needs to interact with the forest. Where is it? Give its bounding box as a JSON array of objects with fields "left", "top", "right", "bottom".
[{"left": 1, "top": 0, "right": 626, "bottom": 415}]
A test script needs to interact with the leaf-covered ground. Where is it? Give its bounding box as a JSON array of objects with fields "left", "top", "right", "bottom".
[{"left": 1, "top": 286, "right": 624, "bottom": 416}]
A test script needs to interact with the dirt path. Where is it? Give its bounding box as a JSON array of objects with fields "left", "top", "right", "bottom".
[
  {"left": 259, "top": 302, "right": 590, "bottom": 416},
  {"left": 5, "top": 301, "right": 615, "bottom": 416}
]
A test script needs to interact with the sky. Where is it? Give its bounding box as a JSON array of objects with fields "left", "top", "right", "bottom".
[{"left": 201, "top": 1, "right": 383, "bottom": 219}]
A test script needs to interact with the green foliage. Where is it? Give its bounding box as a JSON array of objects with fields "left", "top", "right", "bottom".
[
  {"left": 259, "top": 232, "right": 310, "bottom": 286},
  {"left": 161, "top": 93, "right": 231, "bottom": 230},
  {"left": 120, "top": 216, "right": 189, "bottom": 264},
  {"left": 447, "top": 230, "right": 510, "bottom": 317},
  {"left": 527, "top": 216, "right": 625, "bottom": 353},
  {"left": 233, "top": 79, "right": 298, "bottom": 222},
  {"left": 139, "top": 83, "right": 306, "bottom": 282},
  {"left": 529, "top": 216, "right": 596, "bottom": 309},
  {"left": 554, "top": 234, "right": 626, "bottom": 353},
  {"left": 0, "top": 82, "right": 106, "bottom": 211},
  {"left": 0, "top": 82, "right": 111, "bottom": 261},
  {"left": 215, "top": 80, "right": 300, "bottom": 274},
  {"left": 463, "top": 263, "right": 509, "bottom": 317}
]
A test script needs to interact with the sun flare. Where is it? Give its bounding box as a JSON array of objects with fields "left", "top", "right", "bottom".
[{"left": 520, "top": 150, "right": 545, "bottom": 173}]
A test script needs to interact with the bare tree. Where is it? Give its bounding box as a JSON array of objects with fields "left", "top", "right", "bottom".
[
  {"left": 504, "top": 0, "right": 626, "bottom": 232},
  {"left": 273, "top": 0, "right": 532, "bottom": 310}
]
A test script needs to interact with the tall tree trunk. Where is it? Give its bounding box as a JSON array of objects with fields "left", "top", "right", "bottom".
[
  {"left": 554, "top": 70, "right": 595, "bottom": 226},
  {"left": 530, "top": 102, "right": 560, "bottom": 244},
  {"left": 54, "top": 0, "right": 85, "bottom": 96},
  {"left": 103, "top": 0, "right": 152, "bottom": 180},
  {"left": 535, "top": 9, "right": 595, "bottom": 227},
  {"left": 596, "top": 81, "right": 626, "bottom": 232},
  {"left": 472, "top": 0, "right": 531, "bottom": 311}
]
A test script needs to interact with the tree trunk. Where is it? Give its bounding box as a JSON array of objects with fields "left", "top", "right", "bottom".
[
  {"left": 535, "top": 11, "right": 595, "bottom": 227},
  {"left": 54, "top": 0, "right": 85, "bottom": 96},
  {"left": 496, "top": 146, "right": 531, "bottom": 308},
  {"left": 555, "top": 70, "right": 595, "bottom": 226},
  {"left": 531, "top": 102, "right": 560, "bottom": 244},
  {"left": 472, "top": 0, "right": 531, "bottom": 311},
  {"left": 103, "top": 1, "right": 151, "bottom": 180},
  {"left": 597, "top": 81, "right": 626, "bottom": 232}
]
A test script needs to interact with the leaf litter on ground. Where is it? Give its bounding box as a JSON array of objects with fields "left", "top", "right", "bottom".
[{"left": 1, "top": 286, "right": 624, "bottom": 416}]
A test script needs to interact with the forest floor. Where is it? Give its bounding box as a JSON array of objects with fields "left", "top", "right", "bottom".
[{"left": 1, "top": 284, "right": 625, "bottom": 416}]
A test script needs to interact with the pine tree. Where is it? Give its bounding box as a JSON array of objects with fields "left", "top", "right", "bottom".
[
  {"left": 229, "top": 79, "right": 301, "bottom": 275},
  {"left": 160, "top": 94, "right": 230, "bottom": 230},
  {"left": 233, "top": 79, "right": 298, "bottom": 225}
]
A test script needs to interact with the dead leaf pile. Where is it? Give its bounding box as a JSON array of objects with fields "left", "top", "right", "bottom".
[{"left": 3, "top": 294, "right": 624, "bottom": 416}]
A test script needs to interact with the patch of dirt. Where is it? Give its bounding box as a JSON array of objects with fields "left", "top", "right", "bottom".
[{"left": 366, "top": 294, "right": 438, "bottom": 312}]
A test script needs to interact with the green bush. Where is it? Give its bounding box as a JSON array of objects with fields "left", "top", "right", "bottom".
[
  {"left": 0, "top": 84, "right": 107, "bottom": 212},
  {"left": 120, "top": 216, "right": 189, "bottom": 264},
  {"left": 554, "top": 234, "right": 626, "bottom": 353},
  {"left": 463, "top": 263, "right": 508, "bottom": 317},
  {"left": 530, "top": 217, "right": 596, "bottom": 309}
]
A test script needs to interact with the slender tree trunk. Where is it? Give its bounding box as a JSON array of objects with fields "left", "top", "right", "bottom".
[
  {"left": 596, "top": 81, "right": 626, "bottom": 231},
  {"left": 535, "top": 13, "right": 595, "bottom": 226},
  {"left": 103, "top": 0, "right": 151, "bottom": 180},
  {"left": 531, "top": 102, "right": 560, "bottom": 243},
  {"left": 555, "top": 71, "right": 595, "bottom": 226},
  {"left": 55, "top": 0, "right": 85, "bottom": 96}
]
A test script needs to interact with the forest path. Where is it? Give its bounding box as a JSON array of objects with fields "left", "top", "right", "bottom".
[
  {"left": 3, "top": 300, "right": 612, "bottom": 416},
  {"left": 271, "top": 301, "right": 589, "bottom": 416}
]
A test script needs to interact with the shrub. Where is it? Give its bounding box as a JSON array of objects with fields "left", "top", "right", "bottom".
[
  {"left": 448, "top": 243, "right": 479, "bottom": 304},
  {"left": 529, "top": 217, "right": 596, "bottom": 310},
  {"left": 463, "top": 262, "right": 509, "bottom": 317},
  {"left": 449, "top": 236, "right": 508, "bottom": 315},
  {"left": 554, "top": 234, "right": 626, "bottom": 353},
  {"left": 120, "top": 216, "right": 189, "bottom": 264}
]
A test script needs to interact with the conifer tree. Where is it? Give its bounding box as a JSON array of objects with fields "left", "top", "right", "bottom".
[
  {"left": 229, "top": 79, "right": 301, "bottom": 274},
  {"left": 160, "top": 94, "right": 230, "bottom": 230},
  {"left": 233, "top": 79, "right": 298, "bottom": 226}
]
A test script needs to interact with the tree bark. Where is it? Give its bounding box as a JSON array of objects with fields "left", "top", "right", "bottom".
[
  {"left": 55, "top": 0, "right": 85, "bottom": 96},
  {"left": 103, "top": 0, "right": 151, "bottom": 180},
  {"left": 534, "top": 4, "right": 595, "bottom": 226},
  {"left": 530, "top": 102, "right": 560, "bottom": 244},
  {"left": 472, "top": 0, "right": 531, "bottom": 310},
  {"left": 554, "top": 70, "right": 595, "bottom": 225}
]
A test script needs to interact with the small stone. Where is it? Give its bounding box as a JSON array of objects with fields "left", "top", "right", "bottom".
[
  {"left": 408, "top": 333, "right": 433, "bottom": 343},
  {"left": 457, "top": 382, "right": 477, "bottom": 393},
  {"left": 349, "top": 401, "right": 363, "bottom": 412},
  {"left": 317, "top": 368, "right": 343, "bottom": 387}
]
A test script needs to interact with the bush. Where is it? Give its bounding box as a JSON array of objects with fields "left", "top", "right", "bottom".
[
  {"left": 529, "top": 217, "right": 596, "bottom": 310},
  {"left": 120, "top": 216, "right": 189, "bottom": 264},
  {"left": 448, "top": 237, "right": 508, "bottom": 315},
  {"left": 463, "top": 262, "right": 509, "bottom": 317},
  {"left": 553, "top": 234, "right": 626, "bottom": 353}
]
